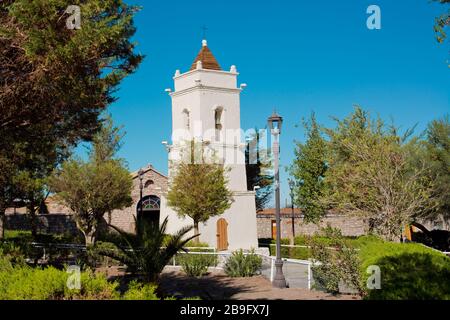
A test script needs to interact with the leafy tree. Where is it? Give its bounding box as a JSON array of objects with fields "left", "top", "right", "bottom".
[
  {"left": 421, "top": 115, "right": 450, "bottom": 228},
  {"left": 433, "top": 0, "right": 450, "bottom": 66},
  {"left": 166, "top": 141, "right": 234, "bottom": 243},
  {"left": 323, "top": 107, "right": 437, "bottom": 241},
  {"left": 12, "top": 173, "right": 48, "bottom": 239},
  {"left": 245, "top": 128, "right": 273, "bottom": 210},
  {"left": 96, "top": 216, "right": 198, "bottom": 283},
  {"left": 434, "top": 0, "right": 450, "bottom": 43},
  {"left": 289, "top": 113, "right": 328, "bottom": 224},
  {"left": 50, "top": 117, "right": 132, "bottom": 245},
  {"left": 0, "top": 0, "right": 142, "bottom": 232}
]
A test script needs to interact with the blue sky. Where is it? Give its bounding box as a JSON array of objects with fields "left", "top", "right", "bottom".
[{"left": 83, "top": 0, "right": 450, "bottom": 206}]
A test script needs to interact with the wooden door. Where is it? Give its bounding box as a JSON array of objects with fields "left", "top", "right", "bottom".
[{"left": 216, "top": 218, "right": 228, "bottom": 251}]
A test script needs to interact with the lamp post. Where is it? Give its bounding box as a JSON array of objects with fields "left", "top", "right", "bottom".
[
  {"left": 138, "top": 169, "right": 144, "bottom": 227},
  {"left": 268, "top": 110, "right": 287, "bottom": 289},
  {"left": 288, "top": 178, "right": 296, "bottom": 246}
]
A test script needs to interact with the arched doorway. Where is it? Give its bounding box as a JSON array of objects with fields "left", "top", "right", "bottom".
[
  {"left": 137, "top": 195, "right": 160, "bottom": 229},
  {"left": 216, "top": 218, "right": 228, "bottom": 251}
]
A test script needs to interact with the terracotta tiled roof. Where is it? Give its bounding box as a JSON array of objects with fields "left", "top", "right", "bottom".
[{"left": 190, "top": 41, "right": 222, "bottom": 71}]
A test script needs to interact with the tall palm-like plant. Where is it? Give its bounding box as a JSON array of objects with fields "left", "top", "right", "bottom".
[{"left": 96, "top": 216, "right": 198, "bottom": 282}]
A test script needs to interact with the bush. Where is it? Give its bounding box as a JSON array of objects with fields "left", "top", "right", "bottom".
[
  {"left": 309, "top": 241, "right": 341, "bottom": 293},
  {"left": 183, "top": 241, "right": 211, "bottom": 248},
  {"left": 122, "top": 280, "right": 158, "bottom": 300},
  {"left": 224, "top": 249, "right": 262, "bottom": 277},
  {"left": 359, "top": 241, "right": 450, "bottom": 300},
  {"left": 0, "top": 242, "right": 27, "bottom": 268},
  {"left": 268, "top": 245, "right": 311, "bottom": 260},
  {"left": 0, "top": 263, "right": 119, "bottom": 300},
  {"left": 4, "top": 230, "right": 82, "bottom": 244},
  {"left": 0, "top": 256, "right": 13, "bottom": 273},
  {"left": 179, "top": 254, "right": 218, "bottom": 277},
  {"left": 309, "top": 227, "right": 364, "bottom": 295}
]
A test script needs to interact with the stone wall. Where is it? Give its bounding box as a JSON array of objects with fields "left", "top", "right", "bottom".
[
  {"left": 6, "top": 214, "right": 79, "bottom": 236},
  {"left": 257, "top": 213, "right": 368, "bottom": 239}
]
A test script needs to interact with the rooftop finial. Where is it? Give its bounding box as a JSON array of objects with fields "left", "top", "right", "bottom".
[
  {"left": 201, "top": 25, "right": 208, "bottom": 45},
  {"left": 202, "top": 39, "right": 207, "bottom": 47}
]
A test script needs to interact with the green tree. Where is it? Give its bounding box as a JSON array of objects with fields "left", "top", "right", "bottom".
[
  {"left": 434, "top": 0, "right": 450, "bottom": 43},
  {"left": 245, "top": 128, "right": 273, "bottom": 211},
  {"left": 324, "top": 107, "right": 436, "bottom": 241},
  {"left": 289, "top": 113, "right": 328, "bottom": 224},
  {"left": 50, "top": 117, "right": 132, "bottom": 245},
  {"left": 0, "top": 0, "right": 142, "bottom": 234},
  {"left": 166, "top": 141, "right": 234, "bottom": 243},
  {"left": 433, "top": 0, "right": 450, "bottom": 66},
  {"left": 12, "top": 172, "right": 48, "bottom": 239},
  {"left": 422, "top": 115, "right": 450, "bottom": 228}
]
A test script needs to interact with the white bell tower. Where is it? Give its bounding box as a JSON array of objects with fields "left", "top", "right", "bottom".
[
  {"left": 161, "top": 40, "right": 258, "bottom": 250},
  {"left": 168, "top": 39, "right": 248, "bottom": 191}
]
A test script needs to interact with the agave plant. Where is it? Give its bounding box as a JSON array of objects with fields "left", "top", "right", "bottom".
[{"left": 95, "top": 216, "right": 198, "bottom": 282}]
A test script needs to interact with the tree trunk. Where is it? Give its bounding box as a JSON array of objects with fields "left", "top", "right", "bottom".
[
  {"left": 193, "top": 221, "right": 200, "bottom": 244},
  {"left": 83, "top": 230, "right": 96, "bottom": 246},
  {"left": 0, "top": 210, "right": 5, "bottom": 240},
  {"left": 441, "top": 214, "right": 449, "bottom": 231},
  {"left": 29, "top": 203, "right": 37, "bottom": 240}
]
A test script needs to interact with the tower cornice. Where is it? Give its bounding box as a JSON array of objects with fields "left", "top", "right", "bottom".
[
  {"left": 173, "top": 68, "right": 239, "bottom": 80},
  {"left": 170, "top": 85, "right": 242, "bottom": 97}
]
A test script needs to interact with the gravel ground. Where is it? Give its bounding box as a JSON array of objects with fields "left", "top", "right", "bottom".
[{"left": 98, "top": 266, "right": 360, "bottom": 300}]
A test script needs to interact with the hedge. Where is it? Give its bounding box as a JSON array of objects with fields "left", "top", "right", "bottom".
[{"left": 359, "top": 241, "right": 450, "bottom": 300}]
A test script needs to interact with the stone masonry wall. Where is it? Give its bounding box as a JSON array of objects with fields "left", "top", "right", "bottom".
[
  {"left": 257, "top": 214, "right": 368, "bottom": 239},
  {"left": 6, "top": 214, "right": 80, "bottom": 236}
]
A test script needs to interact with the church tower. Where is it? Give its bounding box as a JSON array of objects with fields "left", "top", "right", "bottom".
[{"left": 161, "top": 40, "right": 258, "bottom": 250}]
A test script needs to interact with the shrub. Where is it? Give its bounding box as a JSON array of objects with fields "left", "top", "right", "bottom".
[
  {"left": 183, "top": 241, "right": 211, "bottom": 248},
  {"left": 179, "top": 253, "right": 218, "bottom": 277},
  {"left": 224, "top": 249, "right": 262, "bottom": 277},
  {"left": 0, "top": 242, "right": 27, "bottom": 267},
  {"left": 309, "top": 240, "right": 341, "bottom": 293},
  {"left": 359, "top": 241, "right": 450, "bottom": 300},
  {"left": 122, "top": 280, "right": 158, "bottom": 300},
  {"left": 309, "top": 227, "right": 365, "bottom": 295},
  {"left": 269, "top": 245, "right": 311, "bottom": 260},
  {"left": 69, "top": 270, "right": 120, "bottom": 300},
  {"left": 0, "top": 264, "right": 119, "bottom": 300},
  {"left": 0, "top": 256, "right": 13, "bottom": 273}
]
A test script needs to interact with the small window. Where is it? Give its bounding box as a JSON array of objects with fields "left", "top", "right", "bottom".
[
  {"left": 144, "top": 180, "right": 154, "bottom": 188},
  {"left": 182, "top": 109, "right": 190, "bottom": 130},
  {"left": 214, "top": 108, "right": 223, "bottom": 141}
]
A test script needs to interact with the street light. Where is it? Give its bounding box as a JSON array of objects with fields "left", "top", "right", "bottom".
[
  {"left": 288, "top": 178, "right": 296, "bottom": 246},
  {"left": 138, "top": 168, "right": 144, "bottom": 227},
  {"left": 268, "top": 110, "right": 287, "bottom": 289}
]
